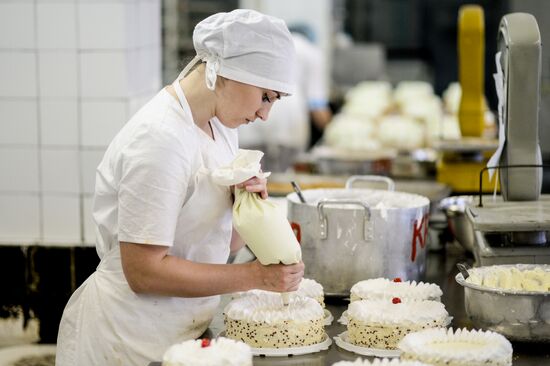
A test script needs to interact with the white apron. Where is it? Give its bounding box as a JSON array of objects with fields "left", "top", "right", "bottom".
[{"left": 56, "top": 78, "right": 237, "bottom": 366}]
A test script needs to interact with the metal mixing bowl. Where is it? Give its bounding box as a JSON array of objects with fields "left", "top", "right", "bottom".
[
  {"left": 456, "top": 264, "right": 550, "bottom": 342},
  {"left": 439, "top": 195, "right": 475, "bottom": 252}
]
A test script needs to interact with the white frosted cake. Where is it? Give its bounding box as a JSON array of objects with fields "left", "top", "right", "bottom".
[
  {"left": 224, "top": 291, "right": 325, "bottom": 348},
  {"left": 162, "top": 337, "right": 252, "bottom": 366},
  {"left": 350, "top": 278, "right": 442, "bottom": 302},
  {"left": 399, "top": 328, "right": 512, "bottom": 366},
  {"left": 333, "top": 358, "right": 431, "bottom": 366},
  {"left": 346, "top": 298, "right": 449, "bottom": 349},
  {"left": 234, "top": 278, "right": 325, "bottom": 307}
]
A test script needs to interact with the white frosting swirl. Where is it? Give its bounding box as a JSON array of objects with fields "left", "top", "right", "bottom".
[
  {"left": 351, "top": 278, "right": 442, "bottom": 301},
  {"left": 333, "top": 358, "right": 430, "bottom": 366},
  {"left": 398, "top": 328, "right": 512, "bottom": 364},
  {"left": 347, "top": 299, "right": 448, "bottom": 326},
  {"left": 233, "top": 278, "right": 323, "bottom": 300},
  {"left": 224, "top": 292, "right": 324, "bottom": 324},
  {"left": 465, "top": 265, "right": 550, "bottom": 292},
  {"left": 162, "top": 337, "right": 252, "bottom": 366}
]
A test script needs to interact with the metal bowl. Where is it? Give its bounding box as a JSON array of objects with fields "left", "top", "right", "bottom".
[
  {"left": 439, "top": 195, "right": 475, "bottom": 252},
  {"left": 456, "top": 264, "right": 550, "bottom": 342}
]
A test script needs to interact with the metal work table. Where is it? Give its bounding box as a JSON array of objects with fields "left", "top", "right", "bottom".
[{"left": 149, "top": 246, "right": 550, "bottom": 365}]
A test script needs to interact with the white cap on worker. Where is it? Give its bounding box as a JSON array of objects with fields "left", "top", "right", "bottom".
[{"left": 178, "top": 9, "right": 297, "bottom": 95}]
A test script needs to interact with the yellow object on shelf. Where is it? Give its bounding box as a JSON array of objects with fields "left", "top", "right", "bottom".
[
  {"left": 437, "top": 154, "right": 499, "bottom": 193},
  {"left": 458, "top": 5, "right": 485, "bottom": 137}
]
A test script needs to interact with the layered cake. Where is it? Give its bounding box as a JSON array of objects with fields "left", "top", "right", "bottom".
[
  {"left": 162, "top": 337, "right": 252, "bottom": 366},
  {"left": 346, "top": 298, "right": 449, "bottom": 349},
  {"left": 224, "top": 291, "right": 325, "bottom": 348},
  {"left": 333, "top": 358, "right": 430, "bottom": 366},
  {"left": 350, "top": 278, "right": 442, "bottom": 302},
  {"left": 399, "top": 328, "right": 512, "bottom": 366},
  {"left": 233, "top": 278, "right": 325, "bottom": 307}
]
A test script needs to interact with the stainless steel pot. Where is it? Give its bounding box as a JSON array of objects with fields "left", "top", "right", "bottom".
[
  {"left": 456, "top": 264, "right": 550, "bottom": 342},
  {"left": 439, "top": 195, "right": 475, "bottom": 252},
  {"left": 287, "top": 188, "right": 430, "bottom": 296}
]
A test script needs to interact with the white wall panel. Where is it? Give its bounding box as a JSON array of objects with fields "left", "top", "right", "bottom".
[
  {"left": 38, "top": 51, "right": 78, "bottom": 97},
  {"left": 0, "top": 52, "right": 37, "bottom": 97},
  {"left": 80, "top": 51, "right": 134, "bottom": 98},
  {"left": 0, "top": 2, "right": 35, "bottom": 49},
  {"left": 0, "top": 194, "right": 40, "bottom": 244},
  {"left": 37, "top": 2, "right": 77, "bottom": 50},
  {"left": 78, "top": 2, "right": 138, "bottom": 50},
  {"left": 42, "top": 194, "right": 81, "bottom": 244},
  {"left": 80, "top": 150, "right": 104, "bottom": 194},
  {"left": 81, "top": 99, "right": 127, "bottom": 147},
  {"left": 0, "top": 148, "right": 39, "bottom": 192},
  {"left": 40, "top": 99, "right": 78, "bottom": 146},
  {"left": 41, "top": 148, "right": 80, "bottom": 193},
  {"left": 0, "top": 99, "right": 38, "bottom": 145}
]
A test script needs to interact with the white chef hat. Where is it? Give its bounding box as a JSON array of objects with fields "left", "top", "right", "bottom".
[{"left": 178, "top": 9, "right": 297, "bottom": 95}]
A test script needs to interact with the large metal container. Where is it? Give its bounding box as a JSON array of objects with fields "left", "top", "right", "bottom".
[
  {"left": 439, "top": 195, "right": 476, "bottom": 253},
  {"left": 456, "top": 264, "right": 550, "bottom": 342},
  {"left": 287, "top": 188, "right": 430, "bottom": 296}
]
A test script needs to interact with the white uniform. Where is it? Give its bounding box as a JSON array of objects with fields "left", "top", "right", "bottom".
[{"left": 56, "top": 79, "right": 238, "bottom": 366}]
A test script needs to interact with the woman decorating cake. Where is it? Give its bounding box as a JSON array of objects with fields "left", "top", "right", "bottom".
[{"left": 55, "top": 9, "right": 304, "bottom": 366}]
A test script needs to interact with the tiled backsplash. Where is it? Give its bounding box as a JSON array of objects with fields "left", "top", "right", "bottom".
[{"left": 0, "top": 0, "right": 161, "bottom": 246}]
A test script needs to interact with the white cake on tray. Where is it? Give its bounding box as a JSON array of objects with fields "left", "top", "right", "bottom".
[
  {"left": 350, "top": 278, "right": 442, "bottom": 302},
  {"left": 224, "top": 291, "right": 325, "bottom": 348},
  {"left": 233, "top": 278, "right": 325, "bottom": 307},
  {"left": 346, "top": 298, "right": 449, "bottom": 350},
  {"left": 399, "top": 328, "right": 512, "bottom": 366},
  {"left": 162, "top": 337, "right": 252, "bottom": 366},
  {"left": 332, "top": 358, "right": 431, "bottom": 366}
]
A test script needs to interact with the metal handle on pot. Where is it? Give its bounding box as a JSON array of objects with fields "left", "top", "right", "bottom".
[
  {"left": 317, "top": 199, "right": 372, "bottom": 240},
  {"left": 345, "top": 175, "right": 395, "bottom": 191}
]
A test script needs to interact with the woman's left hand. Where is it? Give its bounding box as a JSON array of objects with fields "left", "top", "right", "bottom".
[{"left": 236, "top": 175, "right": 268, "bottom": 199}]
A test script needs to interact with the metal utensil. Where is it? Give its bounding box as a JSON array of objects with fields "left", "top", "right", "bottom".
[
  {"left": 291, "top": 181, "right": 306, "bottom": 203},
  {"left": 456, "top": 262, "right": 471, "bottom": 279}
]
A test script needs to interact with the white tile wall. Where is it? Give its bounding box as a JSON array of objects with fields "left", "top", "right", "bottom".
[
  {"left": 0, "top": 194, "right": 40, "bottom": 244},
  {"left": 0, "top": 2, "right": 36, "bottom": 49},
  {"left": 0, "top": 148, "right": 39, "bottom": 192},
  {"left": 37, "top": 2, "right": 77, "bottom": 50},
  {"left": 80, "top": 150, "right": 104, "bottom": 194},
  {"left": 78, "top": 2, "right": 138, "bottom": 50},
  {"left": 0, "top": 99, "right": 38, "bottom": 145},
  {"left": 0, "top": 52, "right": 38, "bottom": 98},
  {"left": 0, "top": 0, "right": 162, "bottom": 245},
  {"left": 80, "top": 51, "right": 132, "bottom": 98},
  {"left": 40, "top": 99, "right": 79, "bottom": 146},
  {"left": 42, "top": 194, "right": 81, "bottom": 244},
  {"left": 38, "top": 51, "right": 78, "bottom": 97},
  {"left": 40, "top": 148, "right": 80, "bottom": 193},
  {"left": 139, "top": 0, "right": 161, "bottom": 47},
  {"left": 81, "top": 99, "right": 127, "bottom": 147},
  {"left": 82, "top": 195, "right": 95, "bottom": 245}
]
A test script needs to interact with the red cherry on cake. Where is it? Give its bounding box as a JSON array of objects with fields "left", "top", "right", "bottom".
[
  {"left": 201, "top": 338, "right": 211, "bottom": 348},
  {"left": 393, "top": 277, "right": 402, "bottom": 282},
  {"left": 392, "top": 297, "right": 402, "bottom": 304}
]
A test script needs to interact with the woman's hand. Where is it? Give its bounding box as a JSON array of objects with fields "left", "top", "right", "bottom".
[
  {"left": 236, "top": 174, "right": 268, "bottom": 199},
  {"left": 250, "top": 260, "right": 305, "bottom": 292}
]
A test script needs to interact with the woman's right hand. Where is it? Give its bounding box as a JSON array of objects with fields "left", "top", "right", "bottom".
[{"left": 250, "top": 260, "right": 305, "bottom": 292}]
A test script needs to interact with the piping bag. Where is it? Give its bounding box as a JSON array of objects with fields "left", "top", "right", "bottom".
[{"left": 212, "top": 149, "right": 302, "bottom": 305}]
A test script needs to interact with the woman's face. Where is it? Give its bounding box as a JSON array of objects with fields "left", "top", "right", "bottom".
[{"left": 215, "top": 78, "right": 282, "bottom": 129}]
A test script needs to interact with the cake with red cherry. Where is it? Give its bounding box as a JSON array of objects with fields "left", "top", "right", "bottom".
[
  {"left": 350, "top": 277, "right": 442, "bottom": 302},
  {"left": 346, "top": 297, "right": 449, "bottom": 350},
  {"left": 224, "top": 291, "right": 325, "bottom": 348},
  {"left": 162, "top": 337, "right": 252, "bottom": 366}
]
